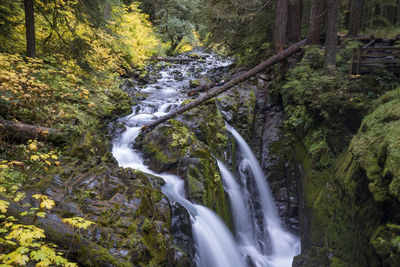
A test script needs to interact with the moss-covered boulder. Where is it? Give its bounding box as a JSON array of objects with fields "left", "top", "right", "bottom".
[
  {"left": 216, "top": 83, "right": 256, "bottom": 140},
  {"left": 139, "top": 117, "right": 232, "bottom": 228},
  {"left": 346, "top": 88, "right": 400, "bottom": 202}
]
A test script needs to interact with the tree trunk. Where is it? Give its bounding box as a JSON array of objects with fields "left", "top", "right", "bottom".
[
  {"left": 143, "top": 39, "right": 307, "bottom": 130},
  {"left": 383, "top": 5, "right": 396, "bottom": 25},
  {"left": 324, "top": 0, "right": 338, "bottom": 75},
  {"left": 0, "top": 195, "right": 132, "bottom": 267},
  {"left": 287, "top": 0, "right": 303, "bottom": 42},
  {"left": 24, "top": 0, "right": 36, "bottom": 58},
  {"left": 187, "top": 83, "right": 214, "bottom": 96},
  {"left": 308, "top": 0, "right": 325, "bottom": 44},
  {"left": 273, "top": 0, "right": 288, "bottom": 49},
  {"left": 397, "top": 0, "right": 400, "bottom": 24},
  {"left": 0, "top": 120, "right": 65, "bottom": 144},
  {"left": 345, "top": 0, "right": 351, "bottom": 29},
  {"left": 348, "top": 0, "right": 364, "bottom": 37}
]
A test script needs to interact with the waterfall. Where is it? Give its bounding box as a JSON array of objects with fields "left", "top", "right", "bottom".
[
  {"left": 221, "top": 125, "right": 300, "bottom": 266},
  {"left": 112, "top": 49, "right": 300, "bottom": 267},
  {"left": 112, "top": 51, "right": 244, "bottom": 267}
]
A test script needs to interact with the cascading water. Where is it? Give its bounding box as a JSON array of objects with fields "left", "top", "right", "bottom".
[
  {"left": 112, "top": 50, "right": 299, "bottom": 266},
  {"left": 112, "top": 51, "right": 244, "bottom": 267},
  {"left": 221, "top": 125, "right": 301, "bottom": 266}
]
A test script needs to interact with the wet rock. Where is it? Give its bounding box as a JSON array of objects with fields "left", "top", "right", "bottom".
[
  {"left": 33, "top": 131, "right": 188, "bottom": 266},
  {"left": 139, "top": 116, "right": 232, "bottom": 228},
  {"left": 292, "top": 246, "right": 330, "bottom": 267}
]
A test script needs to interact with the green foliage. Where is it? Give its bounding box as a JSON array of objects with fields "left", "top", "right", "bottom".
[
  {"left": 275, "top": 44, "right": 399, "bottom": 168},
  {"left": 199, "top": 0, "right": 273, "bottom": 61},
  {"left": 139, "top": 0, "right": 200, "bottom": 55}
]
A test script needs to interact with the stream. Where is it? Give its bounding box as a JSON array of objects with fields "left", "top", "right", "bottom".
[{"left": 111, "top": 50, "right": 300, "bottom": 266}]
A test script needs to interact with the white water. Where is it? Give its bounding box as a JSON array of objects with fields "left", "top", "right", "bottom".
[
  {"left": 224, "top": 125, "right": 301, "bottom": 266},
  {"left": 112, "top": 50, "right": 299, "bottom": 266},
  {"left": 112, "top": 52, "right": 244, "bottom": 267}
]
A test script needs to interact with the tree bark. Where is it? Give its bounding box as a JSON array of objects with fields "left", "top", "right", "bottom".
[
  {"left": 324, "top": 0, "right": 338, "bottom": 75},
  {"left": 273, "top": 0, "right": 288, "bottom": 49},
  {"left": 348, "top": 0, "right": 365, "bottom": 37},
  {"left": 24, "top": 0, "right": 36, "bottom": 58},
  {"left": 0, "top": 120, "right": 65, "bottom": 144},
  {"left": 397, "top": 0, "right": 400, "bottom": 24},
  {"left": 0, "top": 195, "right": 132, "bottom": 267},
  {"left": 187, "top": 83, "right": 214, "bottom": 96},
  {"left": 308, "top": 0, "right": 325, "bottom": 44},
  {"left": 287, "top": 0, "right": 303, "bottom": 42},
  {"left": 143, "top": 39, "right": 307, "bottom": 130}
]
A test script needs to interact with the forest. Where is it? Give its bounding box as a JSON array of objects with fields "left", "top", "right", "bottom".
[{"left": 1, "top": 0, "right": 400, "bottom": 266}]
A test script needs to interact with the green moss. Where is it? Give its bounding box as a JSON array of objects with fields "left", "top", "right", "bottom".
[
  {"left": 140, "top": 114, "right": 232, "bottom": 227},
  {"left": 349, "top": 88, "right": 400, "bottom": 202}
]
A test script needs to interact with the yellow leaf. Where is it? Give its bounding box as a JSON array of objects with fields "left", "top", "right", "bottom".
[
  {"left": 36, "top": 212, "right": 46, "bottom": 218},
  {"left": 0, "top": 200, "right": 9, "bottom": 213},
  {"left": 12, "top": 253, "right": 29, "bottom": 265},
  {"left": 13, "top": 192, "right": 25, "bottom": 202},
  {"left": 32, "top": 194, "right": 42, "bottom": 200},
  {"left": 40, "top": 199, "right": 55, "bottom": 210},
  {"left": 30, "top": 155, "right": 40, "bottom": 161},
  {"left": 28, "top": 143, "right": 38, "bottom": 152}
]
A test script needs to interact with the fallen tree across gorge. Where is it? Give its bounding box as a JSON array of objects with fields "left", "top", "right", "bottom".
[{"left": 142, "top": 39, "right": 307, "bottom": 131}]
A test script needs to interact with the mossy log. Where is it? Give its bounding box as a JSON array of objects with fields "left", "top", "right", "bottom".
[
  {"left": 143, "top": 39, "right": 307, "bottom": 130},
  {"left": 0, "top": 119, "right": 65, "bottom": 143},
  {"left": 0, "top": 195, "right": 132, "bottom": 267}
]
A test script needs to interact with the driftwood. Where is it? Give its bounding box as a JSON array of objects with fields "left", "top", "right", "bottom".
[
  {"left": 143, "top": 39, "right": 307, "bottom": 130},
  {"left": 147, "top": 56, "right": 195, "bottom": 63},
  {"left": 0, "top": 120, "right": 65, "bottom": 143},
  {"left": 0, "top": 195, "right": 132, "bottom": 267}
]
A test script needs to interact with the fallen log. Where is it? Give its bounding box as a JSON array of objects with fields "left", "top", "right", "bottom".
[
  {"left": 187, "top": 82, "right": 214, "bottom": 96},
  {"left": 143, "top": 39, "right": 307, "bottom": 130},
  {"left": 147, "top": 56, "right": 195, "bottom": 63},
  {"left": 0, "top": 119, "right": 66, "bottom": 143},
  {"left": 0, "top": 195, "right": 132, "bottom": 267}
]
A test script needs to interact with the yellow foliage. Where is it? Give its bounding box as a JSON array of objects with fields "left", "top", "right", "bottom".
[
  {"left": 40, "top": 199, "right": 55, "bottom": 210},
  {"left": 30, "top": 155, "right": 40, "bottom": 161},
  {"left": 0, "top": 200, "right": 9, "bottom": 213},
  {"left": 62, "top": 217, "right": 94, "bottom": 230},
  {"left": 0, "top": 194, "right": 77, "bottom": 266}
]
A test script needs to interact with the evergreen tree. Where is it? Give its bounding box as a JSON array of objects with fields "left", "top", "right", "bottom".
[{"left": 24, "top": 0, "right": 36, "bottom": 58}]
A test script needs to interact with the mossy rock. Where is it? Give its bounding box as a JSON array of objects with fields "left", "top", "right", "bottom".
[
  {"left": 371, "top": 224, "right": 400, "bottom": 266},
  {"left": 140, "top": 118, "right": 232, "bottom": 227},
  {"left": 347, "top": 88, "right": 400, "bottom": 202},
  {"left": 141, "top": 120, "right": 198, "bottom": 172},
  {"left": 67, "top": 131, "right": 110, "bottom": 161},
  {"left": 181, "top": 100, "right": 228, "bottom": 157},
  {"left": 216, "top": 84, "right": 256, "bottom": 140}
]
